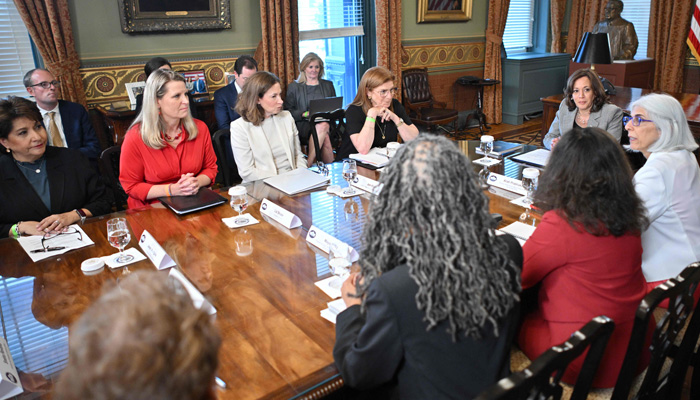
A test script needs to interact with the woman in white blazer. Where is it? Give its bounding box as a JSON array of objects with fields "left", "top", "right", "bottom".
[
  {"left": 231, "top": 72, "right": 306, "bottom": 183},
  {"left": 625, "top": 93, "right": 700, "bottom": 290},
  {"left": 543, "top": 69, "right": 623, "bottom": 149}
]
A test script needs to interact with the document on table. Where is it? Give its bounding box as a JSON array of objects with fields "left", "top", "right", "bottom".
[
  {"left": 511, "top": 148, "right": 550, "bottom": 168},
  {"left": 321, "top": 298, "right": 348, "bottom": 324},
  {"left": 497, "top": 221, "right": 537, "bottom": 246},
  {"left": 349, "top": 147, "right": 391, "bottom": 168},
  {"left": 18, "top": 225, "right": 94, "bottom": 262},
  {"left": 263, "top": 168, "right": 329, "bottom": 195}
]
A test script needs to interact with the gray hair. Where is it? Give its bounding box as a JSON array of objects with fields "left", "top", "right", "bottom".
[
  {"left": 357, "top": 135, "right": 520, "bottom": 340},
  {"left": 629, "top": 93, "right": 698, "bottom": 153}
]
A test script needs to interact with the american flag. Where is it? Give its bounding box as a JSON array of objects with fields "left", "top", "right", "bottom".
[{"left": 689, "top": 0, "right": 700, "bottom": 65}]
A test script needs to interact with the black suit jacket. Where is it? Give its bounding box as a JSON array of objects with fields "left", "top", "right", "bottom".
[
  {"left": 57, "top": 100, "right": 101, "bottom": 160},
  {"left": 213, "top": 84, "right": 241, "bottom": 131},
  {"left": 334, "top": 235, "right": 523, "bottom": 399},
  {"left": 0, "top": 147, "right": 111, "bottom": 238}
]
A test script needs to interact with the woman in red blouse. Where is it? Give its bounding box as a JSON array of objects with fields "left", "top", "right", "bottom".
[
  {"left": 518, "top": 127, "right": 650, "bottom": 388},
  {"left": 120, "top": 69, "right": 217, "bottom": 209}
]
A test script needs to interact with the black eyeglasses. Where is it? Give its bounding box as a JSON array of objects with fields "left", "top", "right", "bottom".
[
  {"left": 29, "top": 80, "right": 61, "bottom": 90},
  {"left": 623, "top": 115, "right": 654, "bottom": 127},
  {"left": 30, "top": 227, "right": 82, "bottom": 253}
]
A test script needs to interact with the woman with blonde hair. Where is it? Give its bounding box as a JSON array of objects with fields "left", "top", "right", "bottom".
[
  {"left": 335, "top": 66, "right": 419, "bottom": 160},
  {"left": 231, "top": 71, "right": 306, "bottom": 182},
  {"left": 284, "top": 52, "right": 336, "bottom": 165},
  {"left": 120, "top": 69, "right": 218, "bottom": 209}
]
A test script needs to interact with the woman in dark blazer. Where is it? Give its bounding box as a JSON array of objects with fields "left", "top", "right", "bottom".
[
  {"left": 284, "top": 52, "right": 336, "bottom": 165},
  {"left": 543, "top": 68, "right": 623, "bottom": 149},
  {"left": 0, "top": 96, "right": 110, "bottom": 238},
  {"left": 334, "top": 135, "right": 522, "bottom": 399}
]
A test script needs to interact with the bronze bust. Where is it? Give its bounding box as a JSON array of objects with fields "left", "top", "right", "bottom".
[{"left": 592, "top": 0, "right": 638, "bottom": 60}]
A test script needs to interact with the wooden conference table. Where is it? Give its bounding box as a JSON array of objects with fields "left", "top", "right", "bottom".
[{"left": 0, "top": 141, "right": 540, "bottom": 399}]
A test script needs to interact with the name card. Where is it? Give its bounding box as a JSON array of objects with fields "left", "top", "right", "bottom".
[
  {"left": 350, "top": 175, "right": 382, "bottom": 195},
  {"left": 138, "top": 230, "right": 176, "bottom": 270},
  {"left": 169, "top": 268, "right": 217, "bottom": 315},
  {"left": 0, "top": 338, "right": 22, "bottom": 400},
  {"left": 306, "top": 225, "right": 359, "bottom": 262},
  {"left": 487, "top": 173, "right": 527, "bottom": 196},
  {"left": 260, "top": 198, "right": 301, "bottom": 229}
]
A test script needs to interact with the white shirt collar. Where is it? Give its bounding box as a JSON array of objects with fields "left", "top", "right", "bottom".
[
  {"left": 37, "top": 103, "right": 59, "bottom": 116},
  {"left": 234, "top": 81, "right": 243, "bottom": 94}
]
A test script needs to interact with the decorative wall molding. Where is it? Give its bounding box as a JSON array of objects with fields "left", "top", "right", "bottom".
[
  {"left": 401, "top": 42, "right": 485, "bottom": 70},
  {"left": 80, "top": 57, "right": 236, "bottom": 106}
]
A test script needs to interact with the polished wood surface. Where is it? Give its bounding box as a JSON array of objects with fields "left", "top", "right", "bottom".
[
  {"left": 569, "top": 60, "right": 655, "bottom": 89},
  {"left": 0, "top": 143, "right": 540, "bottom": 399},
  {"left": 95, "top": 97, "right": 216, "bottom": 145},
  {"left": 540, "top": 87, "right": 700, "bottom": 141}
]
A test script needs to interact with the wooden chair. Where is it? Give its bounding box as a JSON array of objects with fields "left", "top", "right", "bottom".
[
  {"left": 308, "top": 108, "right": 345, "bottom": 163},
  {"left": 401, "top": 68, "right": 458, "bottom": 134},
  {"left": 212, "top": 128, "right": 241, "bottom": 187},
  {"left": 604, "top": 261, "right": 700, "bottom": 400},
  {"left": 99, "top": 145, "right": 128, "bottom": 211},
  {"left": 476, "top": 316, "right": 616, "bottom": 400}
]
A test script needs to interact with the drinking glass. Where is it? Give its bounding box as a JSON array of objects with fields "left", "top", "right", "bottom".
[
  {"left": 229, "top": 186, "right": 249, "bottom": 225},
  {"left": 521, "top": 168, "right": 540, "bottom": 205},
  {"left": 342, "top": 159, "right": 357, "bottom": 195},
  {"left": 107, "top": 218, "right": 134, "bottom": 263},
  {"left": 328, "top": 241, "right": 352, "bottom": 290},
  {"left": 478, "top": 135, "right": 494, "bottom": 189}
]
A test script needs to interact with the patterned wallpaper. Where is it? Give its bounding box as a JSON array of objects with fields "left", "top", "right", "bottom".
[
  {"left": 401, "top": 42, "right": 485, "bottom": 70},
  {"left": 80, "top": 58, "right": 236, "bottom": 107}
]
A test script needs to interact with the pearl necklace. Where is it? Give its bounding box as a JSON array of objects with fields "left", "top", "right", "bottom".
[
  {"left": 15, "top": 158, "right": 45, "bottom": 174},
  {"left": 576, "top": 111, "right": 590, "bottom": 126}
]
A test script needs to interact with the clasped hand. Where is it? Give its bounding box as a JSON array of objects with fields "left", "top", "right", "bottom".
[
  {"left": 368, "top": 106, "right": 398, "bottom": 125},
  {"left": 171, "top": 173, "right": 200, "bottom": 196},
  {"left": 341, "top": 272, "right": 364, "bottom": 307}
]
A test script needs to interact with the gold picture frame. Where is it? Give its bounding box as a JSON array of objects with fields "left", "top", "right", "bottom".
[
  {"left": 118, "top": 0, "right": 231, "bottom": 33},
  {"left": 417, "top": 0, "right": 472, "bottom": 23}
]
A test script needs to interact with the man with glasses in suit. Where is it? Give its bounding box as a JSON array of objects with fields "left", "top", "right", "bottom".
[{"left": 23, "top": 68, "right": 101, "bottom": 162}]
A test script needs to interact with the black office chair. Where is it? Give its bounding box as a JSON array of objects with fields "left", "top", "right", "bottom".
[
  {"left": 99, "top": 145, "right": 128, "bottom": 211},
  {"left": 604, "top": 262, "right": 700, "bottom": 400},
  {"left": 309, "top": 108, "right": 345, "bottom": 164},
  {"left": 212, "top": 129, "right": 241, "bottom": 187},
  {"left": 475, "top": 316, "right": 615, "bottom": 400}
]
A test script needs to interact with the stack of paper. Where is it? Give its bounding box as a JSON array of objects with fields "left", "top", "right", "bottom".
[
  {"left": 497, "top": 221, "right": 537, "bottom": 246},
  {"left": 349, "top": 147, "right": 390, "bottom": 167},
  {"left": 511, "top": 148, "right": 551, "bottom": 167},
  {"left": 320, "top": 298, "right": 348, "bottom": 324},
  {"left": 263, "top": 168, "right": 329, "bottom": 195}
]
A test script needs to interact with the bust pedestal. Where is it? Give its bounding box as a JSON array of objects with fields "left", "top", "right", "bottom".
[{"left": 569, "top": 58, "right": 655, "bottom": 89}]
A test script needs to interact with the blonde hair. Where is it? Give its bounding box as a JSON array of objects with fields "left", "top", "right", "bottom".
[
  {"left": 235, "top": 71, "right": 280, "bottom": 126},
  {"left": 130, "top": 69, "right": 198, "bottom": 149},
  {"left": 297, "top": 52, "right": 325, "bottom": 83},
  {"left": 350, "top": 66, "right": 396, "bottom": 115}
]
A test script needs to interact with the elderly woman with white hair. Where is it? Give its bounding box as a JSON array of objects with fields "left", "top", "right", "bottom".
[{"left": 625, "top": 93, "right": 700, "bottom": 290}]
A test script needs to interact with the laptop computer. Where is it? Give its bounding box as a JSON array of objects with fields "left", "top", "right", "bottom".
[{"left": 307, "top": 96, "right": 343, "bottom": 120}]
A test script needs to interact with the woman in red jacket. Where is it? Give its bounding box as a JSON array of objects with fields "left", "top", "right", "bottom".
[
  {"left": 518, "top": 127, "right": 650, "bottom": 388},
  {"left": 120, "top": 69, "right": 217, "bottom": 209}
]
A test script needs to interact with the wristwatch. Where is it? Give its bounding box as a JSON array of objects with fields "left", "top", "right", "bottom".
[
  {"left": 75, "top": 208, "right": 87, "bottom": 225},
  {"left": 396, "top": 118, "right": 405, "bottom": 128}
]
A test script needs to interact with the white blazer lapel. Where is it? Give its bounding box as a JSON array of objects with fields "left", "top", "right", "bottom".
[
  {"left": 273, "top": 114, "right": 296, "bottom": 168},
  {"left": 249, "top": 123, "right": 277, "bottom": 174}
]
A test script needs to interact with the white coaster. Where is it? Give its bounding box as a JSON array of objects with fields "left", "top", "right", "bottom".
[
  {"left": 102, "top": 248, "right": 147, "bottom": 269},
  {"left": 315, "top": 276, "right": 342, "bottom": 299},
  {"left": 510, "top": 196, "right": 533, "bottom": 209},
  {"left": 472, "top": 157, "right": 502, "bottom": 167},
  {"left": 222, "top": 214, "right": 260, "bottom": 228}
]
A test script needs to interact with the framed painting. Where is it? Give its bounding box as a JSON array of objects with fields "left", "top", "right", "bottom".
[
  {"left": 118, "top": 0, "right": 231, "bottom": 33},
  {"left": 417, "top": 0, "right": 472, "bottom": 23}
]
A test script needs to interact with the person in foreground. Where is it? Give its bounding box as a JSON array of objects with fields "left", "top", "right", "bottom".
[
  {"left": 53, "top": 270, "right": 221, "bottom": 400},
  {"left": 543, "top": 68, "right": 623, "bottom": 149},
  {"left": 625, "top": 93, "right": 700, "bottom": 290},
  {"left": 120, "top": 69, "right": 218, "bottom": 209},
  {"left": 0, "top": 96, "right": 110, "bottom": 238},
  {"left": 518, "top": 127, "right": 650, "bottom": 388},
  {"left": 333, "top": 135, "right": 522, "bottom": 399},
  {"left": 231, "top": 71, "right": 306, "bottom": 183},
  {"left": 335, "top": 66, "right": 419, "bottom": 160},
  {"left": 284, "top": 52, "right": 336, "bottom": 165}
]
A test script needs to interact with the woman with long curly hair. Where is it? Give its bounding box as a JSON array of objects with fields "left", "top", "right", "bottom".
[
  {"left": 333, "top": 135, "right": 522, "bottom": 399},
  {"left": 518, "top": 127, "right": 650, "bottom": 388}
]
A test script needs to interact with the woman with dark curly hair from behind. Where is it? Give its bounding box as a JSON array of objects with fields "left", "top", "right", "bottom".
[
  {"left": 333, "top": 135, "right": 522, "bottom": 399},
  {"left": 518, "top": 127, "right": 650, "bottom": 388},
  {"left": 53, "top": 270, "right": 221, "bottom": 400}
]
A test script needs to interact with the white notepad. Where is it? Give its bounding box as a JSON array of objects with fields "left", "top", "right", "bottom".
[
  {"left": 512, "top": 148, "right": 551, "bottom": 168},
  {"left": 263, "top": 168, "right": 329, "bottom": 195},
  {"left": 349, "top": 147, "right": 391, "bottom": 168},
  {"left": 498, "top": 221, "right": 537, "bottom": 245}
]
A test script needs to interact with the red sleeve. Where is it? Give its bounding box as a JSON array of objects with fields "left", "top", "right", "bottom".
[
  {"left": 119, "top": 126, "right": 153, "bottom": 202},
  {"left": 195, "top": 121, "right": 218, "bottom": 184},
  {"left": 521, "top": 211, "right": 569, "bottom": 289}
]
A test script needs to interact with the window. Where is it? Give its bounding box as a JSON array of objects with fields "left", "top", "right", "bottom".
[
  {"left": 503, "top": 0, "right": 535, "bottom": 54},
  {"left": 620, "top": 0, "right": 651, "bottom": 59},
  {"left": 0, "top": 0, "right": 37, "bottom": 97},
  {"left": 298, "top": 0, "right": 369, "bottom": 107}
]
